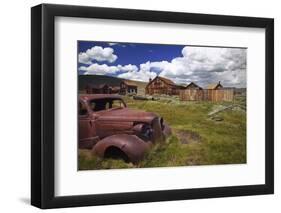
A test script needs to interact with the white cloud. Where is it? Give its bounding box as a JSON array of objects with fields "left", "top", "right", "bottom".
[
  {"left": 79, "top": 45, "right": 246, "bottom": 87},
  {"left": 79, "top": 63, "right": 138, "bottom": 76},
  {"left": 79, "top": 64, "right": 119, "bottom": 75},
  {"left": 117, "top": 61, "right": 161, "bottom": 82},
  {"left": 133, "top": 46, "right": 246, "bottom": 87},
  {"left": 108, "top": 42, "right": 117, "bottom": 46},
  {"left": 108, "top": 42, "right": 126, "bottom": 47},
  {"left": 78, "top": 52, "right": 91, "bottom": 65},
  {"left": 118, "top": 68, "right": 157, "bottom": 82},
  {"left": 78, "top": 46, "right": 118, "bottom": 64},
  {"left": 117, "top": 64, "right": 138, "bottom": 72}
]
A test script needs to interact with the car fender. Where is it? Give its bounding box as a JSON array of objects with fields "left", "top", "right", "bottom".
[{"left": 92, "top": 134, "right": 152, "bottom": 163}]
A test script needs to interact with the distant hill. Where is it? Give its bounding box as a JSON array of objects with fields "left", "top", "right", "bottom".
[{"left": 79, "top": 75, "right": 148, "bottom": 95}]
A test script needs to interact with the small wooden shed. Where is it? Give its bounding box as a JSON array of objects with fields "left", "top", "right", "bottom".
[
  {"left": 179, "top": 82, "right": 203, "bottom": 101},
  {"left": 120, "top": 80, "right": 138, "bottom": 95}
]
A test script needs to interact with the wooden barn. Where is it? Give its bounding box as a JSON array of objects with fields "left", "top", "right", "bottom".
[
  {"left": 145, "top": 76, "right": 184, "bottom": 96},
  {"left": 180, "top": 82, "right": 234, "bottom": 102},
  {"left": 85, "top": 84, "right": 112, "bottom": 94},
  {"left": 179, "top": 82, "right": 203, "bottom": 101},
  {"left": 119, "top": 80, "right": 138, "bottom": 95}
]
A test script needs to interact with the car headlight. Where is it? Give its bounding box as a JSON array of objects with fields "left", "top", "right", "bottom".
[{"left": 133, "top": 123, "right": 152, "bottom": 138}]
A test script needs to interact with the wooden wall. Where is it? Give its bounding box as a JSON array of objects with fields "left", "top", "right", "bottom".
[
  {"left": 145, "top": 86, "right": 179, "bottom": 95},
  {"left": 179, "top": 89, "right": 234, "bottom": 102}
]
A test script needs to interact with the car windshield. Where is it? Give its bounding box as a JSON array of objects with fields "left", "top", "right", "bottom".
[{"left": 89, "top": 98, "right": 126, "bottom": 112}]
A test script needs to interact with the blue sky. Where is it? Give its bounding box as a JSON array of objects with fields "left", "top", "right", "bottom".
[
  {"left": 78, "top": 41, "right": 184, "bottom": 68},
  {"left": 78, "top": 41, "right": 247, "bottom": 88}
]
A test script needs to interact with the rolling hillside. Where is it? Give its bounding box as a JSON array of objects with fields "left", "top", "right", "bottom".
[{"left": 79, "top": 75, "right": 148, "bottom": 95}]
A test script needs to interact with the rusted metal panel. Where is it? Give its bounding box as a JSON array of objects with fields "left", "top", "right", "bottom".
[
  {"left": 78, "top": 94, "right": 171, "bottom": 163},
  {"left": 92, "top": 134, "right": 152, "bottom": 163}
]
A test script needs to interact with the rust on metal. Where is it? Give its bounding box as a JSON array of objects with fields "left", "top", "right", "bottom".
[
  {"left": 92, "top": 134, "right": 152, "bottom": 163},
  {"left": 78, "top": 94, "right": 171, "bottom": 163}
]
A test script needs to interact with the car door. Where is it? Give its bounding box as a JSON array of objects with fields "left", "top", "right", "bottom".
[{"left": 78, "top": 101, "right": 97, "bottom": 149}]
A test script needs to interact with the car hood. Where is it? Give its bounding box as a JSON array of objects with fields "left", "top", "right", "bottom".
[{"left": 95, "top": 108, "right": 158, "bottom": 123}]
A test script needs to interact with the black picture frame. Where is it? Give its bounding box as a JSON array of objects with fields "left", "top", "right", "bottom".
[{"left": 31, "top": 3, "right": 274, "bottom": 209}]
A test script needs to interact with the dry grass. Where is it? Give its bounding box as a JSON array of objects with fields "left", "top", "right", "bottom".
[{"left": 79, "top": 95, "right": 246, "bottom": 170}]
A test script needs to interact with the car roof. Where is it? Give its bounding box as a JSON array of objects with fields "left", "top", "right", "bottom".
[{"left": 79, "top": 94, "right": 123, "bottom": 101}]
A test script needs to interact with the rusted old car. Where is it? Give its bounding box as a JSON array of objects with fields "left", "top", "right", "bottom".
[{"left": 79, "top": 94, "right": 171, "bottom": 163}]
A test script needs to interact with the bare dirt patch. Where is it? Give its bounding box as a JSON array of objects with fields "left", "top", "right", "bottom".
[{"left": 174, "top": 130, "right": 202, "bottom": 144}]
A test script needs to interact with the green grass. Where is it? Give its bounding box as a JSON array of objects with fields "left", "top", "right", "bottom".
[{"left": 79, "top": 95, "right": 246, "bottom": 170}]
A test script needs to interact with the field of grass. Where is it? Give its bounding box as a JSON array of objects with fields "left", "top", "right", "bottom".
[{"left": 79, "top": 95, "right": 246, "bottom": 170}]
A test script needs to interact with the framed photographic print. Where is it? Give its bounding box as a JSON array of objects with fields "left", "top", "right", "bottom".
[{"left": 31, "top": 4, "right": 274, "bottom": 209}]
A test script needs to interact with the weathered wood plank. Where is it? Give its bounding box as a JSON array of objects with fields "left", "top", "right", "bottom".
[{"left": 180, "top": 89, "right": 234, "bottom": 102}]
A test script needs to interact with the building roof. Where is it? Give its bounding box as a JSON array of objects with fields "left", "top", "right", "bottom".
[
  {"left": 157, "top": 76, "right": 176, "bottom": 85},
  {"left": 186, "top": 82, "right": 202, "bottom": 89},
  {"left": 207, "top": 82, "right": 223, "bottom": 90},
  {"left": 146, "top": 76, "right": 183, "bottom": 89},
  {"left": 122, "top": 80, "right": 137, "bottom": 87}
]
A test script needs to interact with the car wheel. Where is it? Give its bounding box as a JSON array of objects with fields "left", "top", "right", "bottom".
[{"left": 104, "top": 146, "right": 129, "bottom": 163}]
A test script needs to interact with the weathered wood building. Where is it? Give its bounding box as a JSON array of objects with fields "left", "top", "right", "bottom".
[
  {"left": 145, "top": 76, "right": 184, "bottom": 96},
  {"left": 204, "top": 89, "right": 234, "bottom": 102},
  {"left": 119, "top": 80, "right": 138, "bottom": 95},
  {"left": 179, "top": 82, "right": 203, "bottom": 101},
  {"left": 207, "top": 81, "right": 223, "bottom": 90},
  {"left": 179, "top": 81, "right": 234, "bottom": 102},
  {"left": 85, "top": 84, "right": 120, "bottom": 94},
  {"left": 85, "top": 84, "right": 111, "bottom": 94},
  {"left": 185, "top": 82, "right": 203, "bottom": 90}
]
